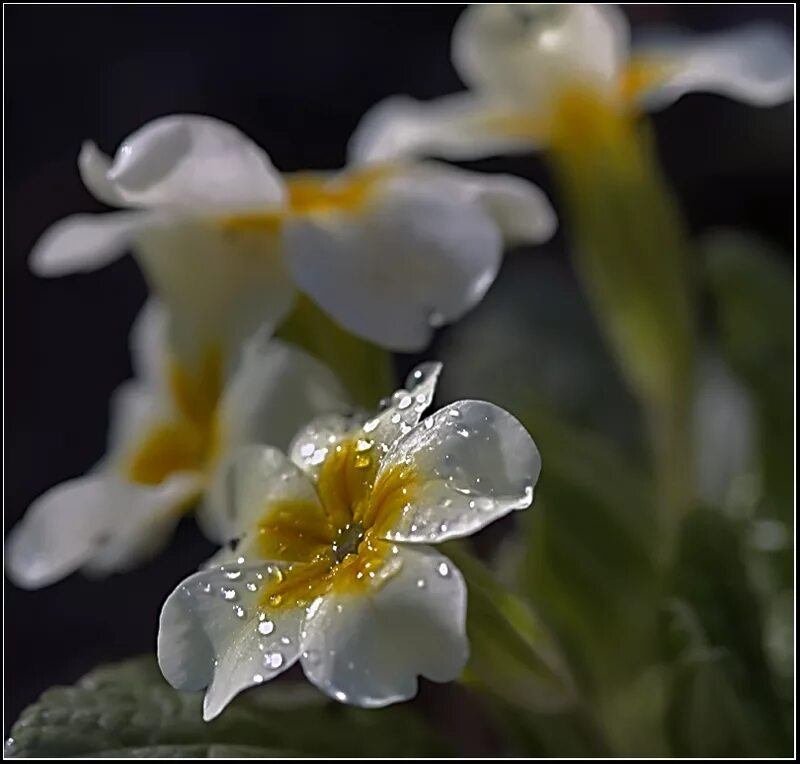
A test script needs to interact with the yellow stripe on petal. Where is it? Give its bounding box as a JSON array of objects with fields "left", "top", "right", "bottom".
[
  {"left": 218, "top": 165, "right": 394, "bottom": 235},
  {"left": 256, "top": 499, "right": 336, "bottom": 563},
  {"left": 125, "top": 346, "right": 224, "bottom": 487}
]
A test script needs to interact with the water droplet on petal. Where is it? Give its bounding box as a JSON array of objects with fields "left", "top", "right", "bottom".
[
  {"left": 438, "top": 562, "right": 450, "bottom": 577},
  {"left": 265, "top": 652, "right": 284, "bottom": 669},
  {"left": 397, "top": 395, "right": 413, "bottom": 410},
  {"left": 258, "top": 619, "right": 275, "bottom": 635},
  {"left": 280, "top": 636, "right": 291, "bottom": 645},
  {"left": 334, "top": 690, "right": 348, "bottom": 702},
  {"left": 234, "top": 605, "right": 246, "bottom": 618},
  {"left": 416, "top": 578, "right": 426, "bottom": 589},
  {"left": 302, "top": 649, "right": 320, "bottom": 665},
  {"left": 221, "top": 587, "right": 237, "bottom": 601},
  {"left": 224, "top": 569, "right": 241, "bottom": 580},
  {"left": 300, "top": 442, "right": 315, "bottom": 457},
  {"left": 390, "top": 412, "right": 401, "bottom": 424},
  {"left": 253, "top": 673, "right": 264, "bottom": 683},
  {"left": 246, "top": 582, "right": 258, "bottom": 592}
]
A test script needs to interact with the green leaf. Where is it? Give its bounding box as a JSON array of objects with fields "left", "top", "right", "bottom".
[
  {"left": 276, "top": 293, "right": 394, "bottom": 409},
  {"left": 703, "top": 229, "right": 793, "bottom": 533},
  {"left": 666, "top": 508, "right": 791, "bottom": 756},
  {"left": 6, "top": 656, "right": 453, "bottom": 758},
  {"left": 441, "top": 542, "right": 573, "bottom": 714},
  {"left": 516, "top": 401, "right": 661, "bottom": 695}
]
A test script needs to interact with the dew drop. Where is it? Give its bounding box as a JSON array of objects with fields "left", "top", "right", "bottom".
[
  {"left": 265, "top": 652, "right": 284, "bottom": 669},
  {"left": 334, "top": 690, "right": 348, "bottom": 702},
  {"left": 237, "top": 556, "right": 246, "bottom": 565},
  {"left": 246, "top": 582, "right": 258, "bottom": 592},
  {"left": 225, "top": 569, "right": 241, "bottom": 580},
  {"left": 355, "top": 438, "right": 372, "bottom": 452},
  {"left": 390, "top": 412, "right": 401, "bottom": 424},
  {"left": 221, "top": 587, "right": 237, "bottom": 601},
  {"left": 439, "top": 522, "right": 448, "bottom": 533},
  {"left": 253, "top": 673, "right": 264, "bottom": 684},
  {"left": 416, "top": 578, "right": 426, "bottom": 589},
  {"left": 398, "top": 395, "right": 413, "bottom": 410},
  {"left": 363, "top": 418, "right": 379, "bottom": 433},
  {"left": 234, "top": 605, "right": 246, "bottom": 619},
  {"left": 300, "top": 442, "right": 315, "bottom": 457},
  {"left": 438, "top": 562, "right": 450, "bottom": 577},
  {"left": 280, "top": 636, "right": 291, "bottom": 645},
  {"left": 258, "top": 619, "right": 275, "bottom": 635}
]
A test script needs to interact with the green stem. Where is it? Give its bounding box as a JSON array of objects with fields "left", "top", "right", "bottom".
[{"left": 547, "top": 109, "right": 696, "bottom": 554}]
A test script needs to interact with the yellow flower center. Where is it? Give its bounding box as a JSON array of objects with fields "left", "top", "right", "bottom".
[
  {"left": 124, "top": 346, "right": 223, "bottom": 493},
  {"left": 218, "top": 165, "right": 394, "bottom": 236},
  {"left": 255, "top": 437, "right": 417, "bottom": 610}
]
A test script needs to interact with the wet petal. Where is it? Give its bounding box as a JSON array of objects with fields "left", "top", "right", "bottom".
[
  {"left": 202, "top": 445, "right": 322, "bottom": 545},
  {"left": 29, "top": 211, "right": 152, "bottom": 277},
  {"left": 300, "top": 545, "right": 467, "bottom": 706},
  {"left": 157, "top": 563, "right": 304, "bottom": 721},
  {"left": 376, "top": 400, "right": 540, "bottom": 543},
  {"left": 284, "top": 173, "right": 502, "bottom": 351},
  {"left": 84, "top": 115, "right": 286, "bottom": 212},
  {"left": 358, "top": 362, "right": 442, "bottom": 453},
  {"left": 289, "top": 412, "right": 364, "bottom": 479},
  {"left": 634, "top": 22, "right": 794, "bottom": 110}
]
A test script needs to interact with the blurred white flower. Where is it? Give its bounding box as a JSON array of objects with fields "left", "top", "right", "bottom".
[
  {"left": 5, "top": 301, "right": 348, "bottom": 589},
  {"left": 351, "top": 4, "right": 794, "bottom": 163},
  {"left": 31, "top": 114, "right": 556, "bottom": 354},
  {"left": 157, "top": 362, "right": 541, "bottom": 717}
]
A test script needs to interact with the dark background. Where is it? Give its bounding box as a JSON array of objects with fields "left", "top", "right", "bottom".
[{"left": 4, "top": 4, "right": 793, "bottom": 732}]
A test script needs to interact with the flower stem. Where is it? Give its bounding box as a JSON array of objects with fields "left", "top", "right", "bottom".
[{"left": 547, "top": 96, "right": 696, "bottom": 556}]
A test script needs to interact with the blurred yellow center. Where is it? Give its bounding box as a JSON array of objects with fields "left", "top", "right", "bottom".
[
  {"left": 485, "top": 58, "right": 671, "bottom": 149},
  {"left": 218, "top": 165, "right": 393, "bottom": 236},
  {"left": 256, "top": 437, "right": 417, "bottom": 610},
  {"left": 125, "top": 347, "right": 223, "bottom": 489}
]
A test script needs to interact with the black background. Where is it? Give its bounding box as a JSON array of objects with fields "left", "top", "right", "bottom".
[{"left": 4, "top": 4, "right": 793, "bottom": 733}]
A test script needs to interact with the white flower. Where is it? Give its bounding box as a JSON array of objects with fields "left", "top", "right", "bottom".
[
  {"left": 157, "top": 363, "right": 541, "bottom": 717},
  {"left": 5, "top": 300, "right": 348, "bottom": 589},
  {"left": 350, "top": 4, "right": 794, "bottom": 163},
  {"left": 31, "top": 114, "right": 556, "bottom": 354}
]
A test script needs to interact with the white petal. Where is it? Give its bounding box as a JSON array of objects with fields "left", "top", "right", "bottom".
[
  {"left": 134, "top": 220, "right": 296, "bottom": 368},
  {"left": 349, "top": 92, "right": 536, "bottom": 164},
  {"left": 81, "top": 473, "right": 202, "bottom": 576},
  {"left": 127, "top": 298, "right": 170, "bottom": 392},
  {"left": 202, "top": 445, "right": 321, "bottom": 544},
  {"left": 300, "top": 545, "right": 468, "bottom": 707},
  {"left": 284, "top": 172, "right": 502, "bottom": 351},
  {"left": 94, "top": 115, "right": 286, "bottom": 212},
  {"left": 289, "top": 412, "right": 363, "bottom": 479},
  {"left": 5, "top": 474, "right": 117, "bottom": 589},
  {"left": 360, "top": 362, "right": 442, "bottom": 451},
  {"left": 4, "top": 470, "right": 199, "bottom": 588},
  {"left": 157, "top": 563, "right": 304, "bottom": 720},
  {"left": 407, "top": 163, "right": 557, "bottom": 248},
  {"left": 219, "top": 338, "right": 350, "bottom": 457},
  {"left": 28, "top": 211, "right": 151, "bottom": 277},
  {"left": 378, "top": 400, "right": 540, "bottom": 543},
  {"left": 452, "top": 4, "right": 629, "bottom": 105},
  {"left": 634, "top": 23, "right": 795, "bottom": 110},
  {"left": 78, "top": 141, "right": 127, "bottom": 207}
]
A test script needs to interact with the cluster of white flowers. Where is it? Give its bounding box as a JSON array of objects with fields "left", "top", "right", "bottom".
[{"left": 6, "top": 4, "right": 792, "bottom": 715}]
